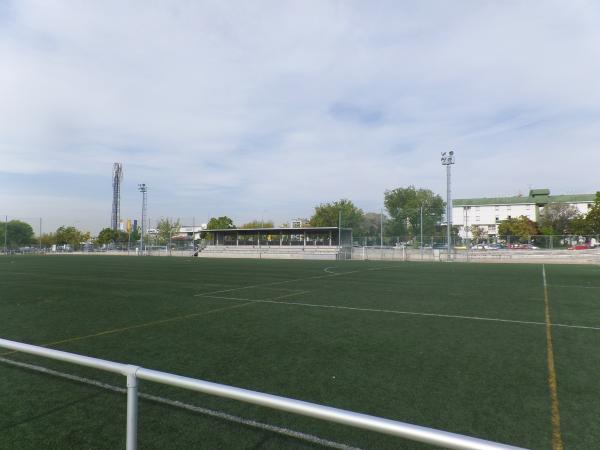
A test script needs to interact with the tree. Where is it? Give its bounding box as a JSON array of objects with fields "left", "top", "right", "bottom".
[
  {"left": 538, "top": 203, "right": 580, "bottom": 235},
  {"left": 470, "top": 225, "right": 486, "bottom": 243},
  {"left": 40, "top": 232, "right": 57, "bottom": 248},
  {"left": 569, "top": 215, "right": 592, "bottom": 236},
  {"left": 361, "top": 212, "right": 388, "bottom": 237},
  {"left": 498, "top": 216, "right": 539, "bottom": 240},
  {"left": 207, "top": 216, "right": 235, "bottom": 230},
  {"left": 241, "top": 220, "right": 275, "bottom": 229},
  {"left": 309, "top": 199, "right": 364, "bottom": 232},
  {"left": 156, "top": 217, "right": 181, "bottom": 244},
  {"left": 96, "top": 228, "right": 116, "bottom": 245},
  {"left": 55, "top": 226, "right": 90, "bottom": 250},
  {"left": 0, "top": 220, "right": 35, "bottom": 248},
  {"left": 584, "top": 192, "right": 600, "bottom": 234},
  {"left": 129, "top": 226, "right": 140, "bottom": 242},
  {"left": 95, "top": 228, "right": 129, "bottom": 246},
  {"left": 384, "top": 186, "right": 444, "bottom": 238}
]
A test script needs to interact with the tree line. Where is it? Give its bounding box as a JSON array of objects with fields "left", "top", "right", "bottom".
[
  {"left": 0, "top": 222, "right": 92, "bottom": 250},
  {"left": 203, "top": 186, "right": 449, "bottom": 240},
  {"left": 3, "top": 189, "right": 598, "bottom": 250}
]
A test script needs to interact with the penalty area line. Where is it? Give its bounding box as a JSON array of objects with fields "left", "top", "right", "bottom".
[
  {"left": 0, "top": 356, "right": 362, "bottom": 450},
  {"left": 197, "top": 295, "right": 600, "bottom": 332},
  {"left": 195, "top": 265, "right": 398, "bottom": 298}
]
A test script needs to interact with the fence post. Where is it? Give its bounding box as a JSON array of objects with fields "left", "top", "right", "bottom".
[{"left": 125, "top": 366, "right": 140, "bottom": 450}]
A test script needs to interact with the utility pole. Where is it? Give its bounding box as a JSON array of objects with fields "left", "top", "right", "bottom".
[
  {"left": 420, "top": 205, "right": 424, "bottom": 260},
  {"left": 380, "top": 208, "right": 383, "bottom": 247},
  {"left": 441, "top": 151, "right": 455, "bottom": 261},
  {"left": 138, "top": 184, "right": 147, "bottom": 255},
  {"left": 4, "top": 215, "right": 7, "bottom": 254},
  {"left": 338, "top": 210, "right": 342, "bottom": 259}
]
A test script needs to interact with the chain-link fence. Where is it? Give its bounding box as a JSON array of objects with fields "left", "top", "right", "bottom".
[{"left": 354, "top": 234, "right": 600, "bottom": 250}]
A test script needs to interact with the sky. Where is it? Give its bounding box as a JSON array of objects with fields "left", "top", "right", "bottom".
[{"left": 1, "top": 0, "right": 599, "bottom": 234}]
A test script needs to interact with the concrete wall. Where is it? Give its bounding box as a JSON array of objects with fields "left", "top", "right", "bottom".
[{"left": 352, "top": 246, "right": 600, "bottom": 264}]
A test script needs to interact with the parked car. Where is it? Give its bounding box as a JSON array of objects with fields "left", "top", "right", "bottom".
[{"left": 568, "top": 243, "right": 591, "bottom": 250}]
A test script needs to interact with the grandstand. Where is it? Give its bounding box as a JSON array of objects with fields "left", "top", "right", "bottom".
[{"left": 198, "top": 226, "right": 353, "bottom": 260}]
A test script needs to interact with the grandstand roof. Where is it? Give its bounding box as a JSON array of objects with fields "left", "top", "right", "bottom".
[{"left": 203, "top": 227, "right": 351, "bottom": 233}]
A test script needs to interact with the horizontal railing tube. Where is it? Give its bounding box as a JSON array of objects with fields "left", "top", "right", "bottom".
[
  {"left": 0, "top": 338, "right": 527, "bottom": 450},
  {"left": 0, "top": 338, "right": 129, "bottom": 375},
  {"left": 137, "top": 368, "right": 523, "bottom": 450}
]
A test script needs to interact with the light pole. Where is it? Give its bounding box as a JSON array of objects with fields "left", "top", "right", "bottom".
[
  {"left": 4, "top": 215, "right": 7, "bottom": 254},
  {"left": 338, "top": 210, "right": 342, "bottom": 259},
  {"left": 380, "top": 208, "right": 384, "bottom": 248},
  {"left": 463, "top": 206, "right": 471, "bottom": 246},
  {"left": 441, "top": 151, "right": 455, "bottom": 260},
  {"left": 420, "top": 205, "right": 424, "bottom": 259},
  {"left": 138, "top": 184, "right": 147, "bottom": 255}
]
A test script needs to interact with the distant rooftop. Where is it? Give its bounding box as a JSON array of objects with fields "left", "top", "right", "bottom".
[
  {"left": 453, "top": 189, "right": 596, "bottom": 207},
  {"left": 203, "top": 226, "right": 351, "bottom": 233}
]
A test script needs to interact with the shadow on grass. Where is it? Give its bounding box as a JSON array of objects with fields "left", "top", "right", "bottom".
[{"left": 0, "top": 392, "right": 103, "bottom": 432}]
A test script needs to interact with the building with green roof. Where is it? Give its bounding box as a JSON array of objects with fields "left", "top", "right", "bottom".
[{"left": 452, "top": 189, "right": 596, "bottom": 237}]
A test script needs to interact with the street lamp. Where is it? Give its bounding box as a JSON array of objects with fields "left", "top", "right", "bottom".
[
  {"left": 463, "top": 206, "right": 471, "bottom": 246},
  {"left": 441, "top": 151, "right": 455, "bottom": 260},
  {"left": 138, "top": 184, "right": 147, "bottom": 255}
]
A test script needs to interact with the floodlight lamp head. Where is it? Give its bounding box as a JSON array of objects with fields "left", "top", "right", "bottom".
[{"left": 441, "top": 150, "right": 455, "bottom": 165}]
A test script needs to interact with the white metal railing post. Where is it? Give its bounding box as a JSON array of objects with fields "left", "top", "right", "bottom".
[{"left": 125, "top": 365, "right": 140, "bottom": 450}]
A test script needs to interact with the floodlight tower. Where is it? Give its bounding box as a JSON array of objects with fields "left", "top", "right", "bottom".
[
  {"left": 441, "top": 151, "right": 455, "bottom": 260},
  {"left": 138, "top": 184, "right": 147, "bottom": 254},
  {"left": 111, "top": 163, "right": 123, "bottom": 231}
]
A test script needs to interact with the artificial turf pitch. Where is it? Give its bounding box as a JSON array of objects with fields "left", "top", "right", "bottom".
[{"left": 0, "top": 256, "right": 599, "bottom": 449}]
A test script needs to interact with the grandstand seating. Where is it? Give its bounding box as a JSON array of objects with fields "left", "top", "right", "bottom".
[{"left": 197, "top": 245, "right": 341, "bottom": 260}]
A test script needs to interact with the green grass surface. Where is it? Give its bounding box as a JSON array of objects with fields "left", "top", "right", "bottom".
[{"left": 0, "top": 256, "right": 599, "bottom": 449}]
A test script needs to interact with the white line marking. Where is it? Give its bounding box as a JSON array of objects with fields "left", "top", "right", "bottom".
[
  {"left": 198, "top": 295, "right": 600, "bottom": 331},
  {"left": 0, "top": 356, "right": 361, "bottom": 450},
  {"left": 195, "top": 266, "right": 397, "bottom": 298},
  {"left": 198, "top": 291, "right": 309, "bottom": 302},
  {"left": 324, "top": 267, "right": 337, "bottom": 274},
  {"left": 549, "top": 284, "right": 600, "bottom": 290}
]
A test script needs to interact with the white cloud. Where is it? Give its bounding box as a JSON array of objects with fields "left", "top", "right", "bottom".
[{"left": 1, "top": 0, "right": 599, "bottom": 232}]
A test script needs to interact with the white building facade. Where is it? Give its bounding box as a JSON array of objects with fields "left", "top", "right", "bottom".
[{"left": 452, "top": 189, "right": 595, "bottom": 237}]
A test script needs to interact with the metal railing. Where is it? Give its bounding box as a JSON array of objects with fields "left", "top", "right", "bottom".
[{"left": 0, "top": 338, "right": 526, "bottom": 450}]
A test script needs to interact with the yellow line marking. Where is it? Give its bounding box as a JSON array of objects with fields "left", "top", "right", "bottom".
[
  {"left": 0, "top": 302, "right": 255, "bottom": 356},
  {"left": 543, "top": 265, "right": 563, "bottom": 450}
]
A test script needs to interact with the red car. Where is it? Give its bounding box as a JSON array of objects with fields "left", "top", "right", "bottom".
[{"left": 568, "top": 243, "right": 591, "bottom": 250}]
